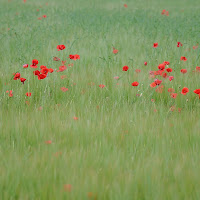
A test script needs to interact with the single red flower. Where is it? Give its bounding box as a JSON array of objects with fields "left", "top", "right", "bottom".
[
  {"left": 23, "top": 64, "right": 28, "bottom": 68},
  {"left": 180, "top": 56, "right": 187, "bottom": 61},
  {"left": 13, "top": 73, "right": 20, "bottom": 80},
  {"left": 40, "top": 65, "right": 47, "bottom": 69},
  {"left": 131, "top": 81, "right": 139, "bottom": 86},
  {"left": 166, "top": 68, "right": 172, "bottom": 72},
  {"left": 57, "top": 45, "right": 66, "bottom": 51},
  {"left": 162, "top": 72, "right": 167, "bottom": 78},
  {"left": 153, "top": 43, "right": 158, "bottom": 48},
  {"left": 32, "top": 59, "right": 38, "bottom": 66},
  {"left": 99, "top": 84, "right": 105, "bottom": 88},
  {"left": 177, "top": 42, "right": 183, "bottom": 47},
  {"left": 122, "top": 66, "right": 129, "bottom": 71},
  {"left": 48, "top": 68, "right": 54, "bottom": 73},
  {"left": 170, "top": 93, "right": 177, "bottom": 99},
  {"left": 180, "top": 69, "right": 187, "bottom": 74},
  {"left": 113, "top": 48, "right": 118, "bottom": 54},
  {"left": 42, "top": 15, "right": 47, "bottom": 18},
  {"left": 26, "top": 92, "right": 31, "bottom": 97},
  {"left": 169, "top": 76, "right": 174, "bottom": 81},
  {"left": 196, "top": 66, "right": 200, "bottom": 72},
  {"left": 165, "top": 11, "right": 169, "bottom": 16},
  {"left": 60, "top": 87, "right": 68, "bottom": 92},
  {"left": 161, "top": 9, "right": 166, "bottom": 15},
  {"left": 163, "top": 61, "right": 170, "bottom": 65},
  {"left": 154, "top": 79, "right": 162, "bottom": 85},
  {"left": 150, "top": 82, "right": 157, "bottom": 88},
  {"left": 45, "top": 140, "right": 52, "bottom": 144},
  {"left": 41, "top": 67, "right": 49, "bottom": 74},
  {"left": 124, "top": 4, "right": 128, "bottom": 8},
  {"left": 73, "top": 117, "right": 78, "bottom": 120},
  {"left": 193, "top": 46, "right": 198, "bottom": 50},
  {"left": 20, "top": 78, "right": 26, "bottom": 84},
  {"left": 194, "top": 89, "right": 200, "bottom": 94},
  {"left": 158, "top": 63, "right": 165, "bottom": 70},
  {"left": 181, "top": 87, "right": 189, "bottom": 95},
  {"left": 144, "top": 62, "right": 147, "bottom": 66},
  {"left": 33, "top": 70, "right": 40, "bottom": 75},
  {"left": 38, "top": 74, "right": 47, "bottom": 80},
  {"left": 57, "top": 65, "right": 67, "bottom": 72}
]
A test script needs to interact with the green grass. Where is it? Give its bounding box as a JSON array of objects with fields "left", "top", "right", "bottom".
[{"left": 0, "top": 0, "right": 200, "bottom": 199}]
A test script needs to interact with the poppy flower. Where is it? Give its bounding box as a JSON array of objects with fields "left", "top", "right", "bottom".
[
  {"left": 194, "top": 89, "right": 200, "bottom": 94},
  {"left": 193, "top": 46, "right": 198, "bottom": 50},
  {"left": 180, "top": 56, "right": 187, "bottom": 61},
  {"left": 122, "top": 66, "right": 129, "bottom": 71},
  {"left": 26, "top": 92, "right": 31, "bottom": 97},
  {"left": 154, "top": 79, "right": 162, "bottom": 85},
  {"left": 165, "top": 11, "right": 169, "bottom": 16},
  {"left": 32, "top": 59, "right": 38, "bottom": 66},
  {"left": 153, "top": 43, "right": 158, "bottom": 48},
  {"left": 181, "top": 87, "right": 189, "bottom": 95},
  {"left": 20, "top": 78, "right": 26, "bottom": 84},
  {"left": 57, "top": 65, "right": 67, "bottom": 72},
  {"left": 45, "top": 140, "right": 52, "bottom": 144},
  {"left": 53, "top": 57, "right": 60, "bottom": 61},
  {"left": 168, "top": 88, "right": 175, "bottom": 93},
  {"left": 177, "top": 42, "right": 183, "bottom": 47},
  {"left": 23, "top": 64, "right": 28, "bottom": 68},
  {"left": 131, "top": 81, "right": 139, "bottom": 86},
  {"left": 42, "top": 15, "right": 47, "bottom": 18},
  {"left": 163, "top": 61, "right": 170, "bottom": 65},
  {"left": 73, "top": 117, "right": 78, "bottom": 120},
  {"left": 162, "top": 72, "right": 167, "bottom": 78},
  {"left": 124, "top": 4, "right": 128, "bottom": 8},
  {"left": 99, "top": 84, "right": 105, "bottom": 88},
  {"left": 60, "top": 87, "right": 68, "bottom": 92},
  {"left": 180, "top": 69, "right": 187, "bottom": 74},
  {"left": 166, "top": 68, "right": 172, "bottom": 72},
  {"left": 169, "top": 76, "right": 174, "bottom": 81},
  {"left": 48, "top": 68, "right": 54, "bottom": 73},
  {"left": 196, "top": 66, "right": 200, "bottom": 72},
  {"left": 33, "top": 70, "right": 40, "bottom": 75},
  {"left": 113, "top": 48, "right": 118, "bottom": 54},
  {"left": 150, "top": 82, "right": 157, "bottom": 88},
  {"left": 69, "top": 54, "right": 80, "bottom": 60},
  {"left": 114, "top": 76, "right": 119, "bottom": 80},
  {"left": 13, "top": 73, "right": 20, "bottom": 80},
  {"left": 158, "top": 64, "right": 165, "bottom": 70},
  {"left": 38, "top": 74, "right": 47, "bottom": 80},
  {"left": 57, "top": 45, "right": 65, "bottom": 51},
  {"left": 40, "top": 65, "right": 47, "bottom": 69},
  {"left": 41, "top": 67, "right": 49, "bottom": 74},
  {"left": 161, "top": 9, "right": 166, "bottom": 15},
  {"left": 170, "top": 93, "right": 177, "bottom": 99},
  {"left": 144, "top": 62, "right": 147, "bottom": 66},
  {"left": 38, "top": 17, "right": 42, "bottom": 20}
]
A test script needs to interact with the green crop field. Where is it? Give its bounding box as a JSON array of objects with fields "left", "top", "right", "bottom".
[{"left": 0, "top": 0, "right": 200, "bottom": 199}]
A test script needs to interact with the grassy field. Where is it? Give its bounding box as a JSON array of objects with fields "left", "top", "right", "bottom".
[{"left": 0, "top": 0, "right": 200, "bottom": 199}]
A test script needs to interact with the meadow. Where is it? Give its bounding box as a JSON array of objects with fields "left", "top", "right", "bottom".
[{"left": 0, "top": 0, "right": 200, "bottom": 199}]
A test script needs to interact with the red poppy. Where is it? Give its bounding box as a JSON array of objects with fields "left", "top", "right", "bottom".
[
  {"left": 180, "top": 56, "right": 187, "bottom": 61},
  {"left": 73, "top": 117, "right": 78, "bottom": 120},
  {"left": 124, "top": 4, "right": 128, "bottom": 8},
  {"left": 135, "top": 69, "right": 141, "bottom": 73},
  {"left": 177, "top": 42, "right": 183, "bottom": 47},
  {"left": 169, "top": 76, "right": 174, "bottom": 81},
  {"left": 150, "top": 82, "right": 157, "bottom": 88},
  {"left": 158, "top": 63, "right": 165, "bottom": 70},
  {"left": 42, "top": 15, "right": 47, "bottom": 18},
  {"left": 20, "top": 78, "right": 26, "bottom": 84},
  {"left": 196, "top": 66, "right": 200, "bottom": 72},
  {"left": 170, "top": 93, "right": 177, "bottom": 99},
  {"left": 57, "top": 65, "right": 67, "bottom": 72},
  {"left": 48, "top": 68, "right": 54, "bottom": 73},
  {"left": 13, "top": 73, "right": 20, "bottom": 80},
  {"left": 69, "top": 55, "right": 75, "bottom": 59},
  {"left": 154, "top": 79, "right": 162, "bottom": 85},
  {"left": 161, "top": 9, "right": 166, "bottom": 15},
  {"left": 53, "top": 57, "right": 60, "bottom": 61},
  {"left": 38, "top": 17, "right": 42, "bottom": 20},
  {"left": 153, "top": 43, "right": 158, "bottom": 48},
  {"left": 60, "top": 87, "right": 68, "bottom": 92},
  {"left": 26, "top": 92, "right": 31, "bottom": 97},
  {"left": 23, "top": 64, "right": 28, "bottom": 68},
  {"left": 32, "top": 59, "right": 38, "bottom": 66},
  {"left": 45, "top": 140, "right": 52, "bottom": 144},
  {"left": 168, "top": 88, "right": 175, "bottom": 93},
  {"left": 166, "top": 68, "right": 172, "bottom": 72},
  {"left": 57, "top": 45, "right": 66, "bottom": 51},
  {"left": 40, "top": 65, "right": 46, "bottom": 69},
  {"left": 131, "top": 81, "right": 139, "bottom": 86},
  {"left": 113, "top": 48, "right": 118, "bottom": 54},
  {"left": 41, "top": 67, "right": 49, "bottom": 74},
  {"left": 38, "top": 74, "right": 47, "bottom": 80},
  {"left": 180, "top": 69, "right": 187, "bottom": 74},
  {"left": 33, "top": 70, "right": 40, "bottom": 75},
  {"left": 181, "top": 87, "right": 189, "bottom": 95},
  {"left": 193, "top": 46, "right": 198, "bottom": 50},
  {"left": 194, "top": 89, "right": 200, "bottom": 94},
  {"left": 69, "top": 54, "right": 80, "bottom": 60},
  {"left": 144, "top": 62, "right": 147, "bottom": 66},
  {"left": 122, "top": 66, "right": 129, "bottom": 71},
  {"left": 99, "top": 84, "right": 105, "bottom": 88},
  {"left": 6, "top": 90, "right": 13, "bottom": 97},
  {"left": 165, "top": 11, "right": 169, "bottom": 16},
  {"left": 162, "top": 72, "right": 167, "bottom": 78}
]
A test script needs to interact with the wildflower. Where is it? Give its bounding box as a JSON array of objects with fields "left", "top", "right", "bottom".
[{"left": 181, "top": 87, "right": 189, "bottom": 95}]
